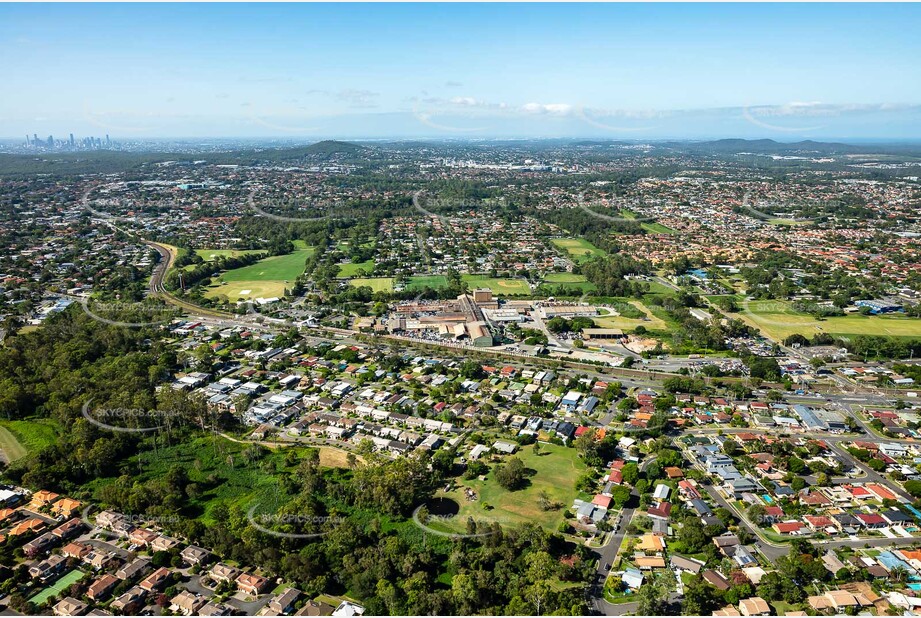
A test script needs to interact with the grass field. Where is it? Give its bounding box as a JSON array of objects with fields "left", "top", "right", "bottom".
[
  {"left": 551, "top": 238, "right": 606, "bottom": 263},
  {"left": 640, "top": 221, "right": 675, "bottom": 234},
  {"left": 432, "top": 442, "right": 587, "bottom": 532},
  {"left": 0, "top": 427, "right": 26, "bottom": 462},
  {"left": 29, "top": 569, "right": 84, "bottom": 605},
  {"left": 767, "top": 218, "right": 812, "bottom": 226},
  {"left": 204, "top": 241, "right": 314, "bottom": 301},
  {"left": 337, "top": 260, "right": 375, "bottom": 277},
  {"left": 542, "top": 272, "right": 597, "bottom": 293},
  {"left": 350, "top": 277, "right": 395, "bottom": 293},
  {"left": 406, "top": 275, "right": 450, "bottom": 290},
  {"left": 317, "top": 447, "right": 357, "bottom": 469},
  {"left": 619, "top": 210, "right": 676, "bottom": 235},
  {"left": 461, "top": 275, "right": 531, "bottom": 296},
  {"left": 741, "top": 299, "right": 921, "bottom": 341},
  {"left": 195, "top": 248, "right": 267, "bottom": 261},
  {"left": 0, "top": 419, "right": 59, "bottom": 461},
  {"left": 594, "top": 301, "right": 668, "bottom": 331}
]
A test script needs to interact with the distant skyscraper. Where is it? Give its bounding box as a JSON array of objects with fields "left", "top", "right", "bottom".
[
  {"left": 69, "top": 133, "right": 75, "bottom": 146},
  {"left": 25, "top": 134, "right": 30, "bottom": 146},
  {"left": 47, "top": 135, "right": 54, "bottom": 148},
  {"left": 105, "top": 134, "right": 110, "bottom": 145}
]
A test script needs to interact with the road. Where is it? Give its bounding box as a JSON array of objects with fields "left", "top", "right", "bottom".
[{"left": 587, "top": 456, "right": 658, "bottom": 615}]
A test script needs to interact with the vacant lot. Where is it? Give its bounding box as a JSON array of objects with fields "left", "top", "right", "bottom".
[
  {"left": 432, "top": 442, "right": 587, "bottom": 532},
  {"left": 350, "top": 277, "right": 395, "bottom": 293},
  {"left": 551, "top": 238, "right": 606, "bottom": 263},
  {"left": 741, "top": 299, "right": 921, "bottom": 340},
  {"left": 461, "top": 275, "right": 531, "bottom": 296},
  {"left": 594, "top": 301, "right": 667, "bottom": 331},
  {"left": 318, "top": 446, "right": 358, "bottom": 469}
]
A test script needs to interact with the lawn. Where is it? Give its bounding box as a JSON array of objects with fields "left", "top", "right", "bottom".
[
  {"left": 337, "top": 260, "right": 375, "bottom": 277},
  {"left": 740, "top": 299, "right": 921, "bottom": 341},
  {"left": 644, "top": 280, "right": 676, "bottom": 295},
  {"left": 551, "top": 238, "right": 606, "bottom": 264},
  {"left": 204, "top": 241, "right": 314, "bottom": 301},
  {"left": 461, "top": 275, "right": 531, "bottom": 296},
  {"left": 406, "top": 275, "right": 450, "bottom": 290},
  {"left": 350, "top": 277, "right": 395, "bottom": 293},
  {"left": 29, "top": 569, "right": 84, "bottom": 605},
  {"left": 0, "top": 419, "right": 60, "bottom": 460},
  {"left": 433, "top": 442, "right": 587, "bottom": 533},
  {"left": 542, "top": 272, "right": 597, "bottom": 293},
  {"left": 195, "top": 248, "right": 267, "bottom": 262}
]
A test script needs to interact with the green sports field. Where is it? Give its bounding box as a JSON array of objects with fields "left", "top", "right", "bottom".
[
  {"left": 195, "top": 248, "right": 267, "bottom": 261},
  {"left": 350, "top": 277, "right": 395, "bottom": 293},
  {"left": 767, "top": 218, "right": 812, "bottom": 226},
  {"left": 461, "top": 275, "right": 531, "bottom": 296},
  {"left": 551, "top": 238, "right": 606, "bottom": 263},
  {"left": 204, "top": 241, "right": 314, "bottom": 301},
  {"left": 741, "top": 299, "right": 921, "bottom": 341},
  {"left": 406, "top": 275, "right": 450, "bottom": 290},
  {"left": 541, "top": 272, "right": 597, "bottom": 293},
  {"left": 337, "top": 260, "right": 375, "bottom": 277}
]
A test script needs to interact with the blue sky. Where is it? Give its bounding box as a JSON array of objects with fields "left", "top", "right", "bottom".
[{"left": 2, "top": 3, "right": 920, "bottom": 140}]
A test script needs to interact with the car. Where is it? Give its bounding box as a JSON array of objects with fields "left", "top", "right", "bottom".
[{"left": 604, "top": 563, "right": 611, "bottom": 571}]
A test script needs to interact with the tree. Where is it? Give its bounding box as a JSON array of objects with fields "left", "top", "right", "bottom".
[
  {"left": 905, "top": 480, "right": 921, "bottom": 498},
  {"left": 524, "top": 551, "right": 557, "bottom": 616},
  {"left": 621, "top": 462, "right": 640, "bottom": 486},
  {"left": 747, "top": 503, "right": 766, "bottom": 526},
  {"left": 495, "top": 457, "right": 526, "bottom": 490},
  {"left": 637, "top": 569, "right": 675, "bottom": 615},
  {"left": 683, "top": 575, "right": 724, "bottom": 615},
  {"left": 610, "top": 486, "right": 632, "bottom": 509}
]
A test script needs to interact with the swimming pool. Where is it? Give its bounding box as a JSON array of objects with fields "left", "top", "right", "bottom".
[{"left": 762, "top": 495, "right": 774, "bottom": 504}]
